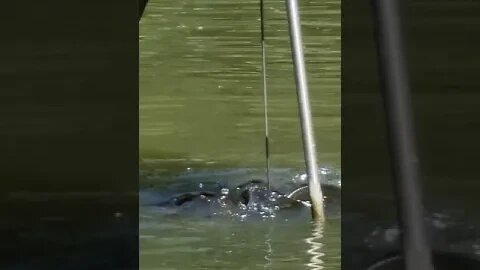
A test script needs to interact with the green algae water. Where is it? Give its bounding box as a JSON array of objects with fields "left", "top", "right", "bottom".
[{"left": 140, "top": 0, "right": 340, "bottom": 269}]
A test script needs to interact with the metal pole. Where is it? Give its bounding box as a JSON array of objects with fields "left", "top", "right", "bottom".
[
  {"left": 285, "top": 0, "right": 325, "bottom": 222},
  {"left": 371, "top": 0, "right": 433, "bottom": 269}
]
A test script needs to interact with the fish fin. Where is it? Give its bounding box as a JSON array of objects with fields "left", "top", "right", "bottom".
[{"left": 286, "top": 185, "right": 310, "bottom": 201}]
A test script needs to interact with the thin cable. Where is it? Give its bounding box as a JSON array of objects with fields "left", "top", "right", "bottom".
[{"left": 260, "top": 0, "right": 271, "bottom": 188}]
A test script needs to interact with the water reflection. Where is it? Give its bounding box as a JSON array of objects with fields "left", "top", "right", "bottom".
[
  {"left": 263, "top": 226, "right": 273, "bottom": 269},
  {"left": 305, "top": 223, "right": 326, "bottom": 270}
]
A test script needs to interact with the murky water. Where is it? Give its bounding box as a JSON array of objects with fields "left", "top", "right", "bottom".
[{"left": 140, "top": 0, "right": 340, "bottom": 269}]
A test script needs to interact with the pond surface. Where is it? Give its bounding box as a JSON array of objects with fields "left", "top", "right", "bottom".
[{"left": 140, "top": 0, "right": 340, "bottom": 269}]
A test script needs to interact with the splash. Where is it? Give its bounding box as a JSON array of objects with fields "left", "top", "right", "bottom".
[{"left": 140, "top": 167, "right": 341, "bottom": 221}]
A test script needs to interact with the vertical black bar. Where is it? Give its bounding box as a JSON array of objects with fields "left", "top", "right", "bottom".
[
  {"left": 371, "top": 0, "right": 433, "bottom": 270},
  {"left": 0, "top": 1, "right": 138, "bottom": 269}
]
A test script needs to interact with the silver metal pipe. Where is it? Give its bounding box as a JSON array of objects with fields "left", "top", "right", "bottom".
[{"left": 285, "top": 0, "right": 325, "bottom": 222}]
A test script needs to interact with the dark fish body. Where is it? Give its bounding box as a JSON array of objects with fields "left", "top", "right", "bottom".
[
  {"left": 220, "top": 179, "right": 306, "bottom": 210},
  {"left": 157, "top": 191, "right": 217, "bottom": 207},
  {"left": 155, "top": 179, "right": 302, "bottom": 208},
  {"left": 151, "top": 179, "right": 340, "bottom": 219}
]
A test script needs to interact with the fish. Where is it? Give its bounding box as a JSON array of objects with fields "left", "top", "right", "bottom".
[{"left": 153, "top": 179, "right": 340, "bottom": 219}]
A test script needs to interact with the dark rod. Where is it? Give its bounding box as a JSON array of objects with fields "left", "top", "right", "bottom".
[{"left": 371, "top": 0, "right": 433, "bottom": 269}]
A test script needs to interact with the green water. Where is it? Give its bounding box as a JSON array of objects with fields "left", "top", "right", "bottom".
[{"left": 140, "top": 0, "right": 340, "bottom": 269}]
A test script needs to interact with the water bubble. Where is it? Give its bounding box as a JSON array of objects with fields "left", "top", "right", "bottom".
[
  {"left": 221, "top": 188, "right": 229, "bottom": 195},
  {"left": 199, "top": 183, "right": 204, "bottom": 188},
  {"left": 197, "top": 26, "right": 203, "bottom": 30}
]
